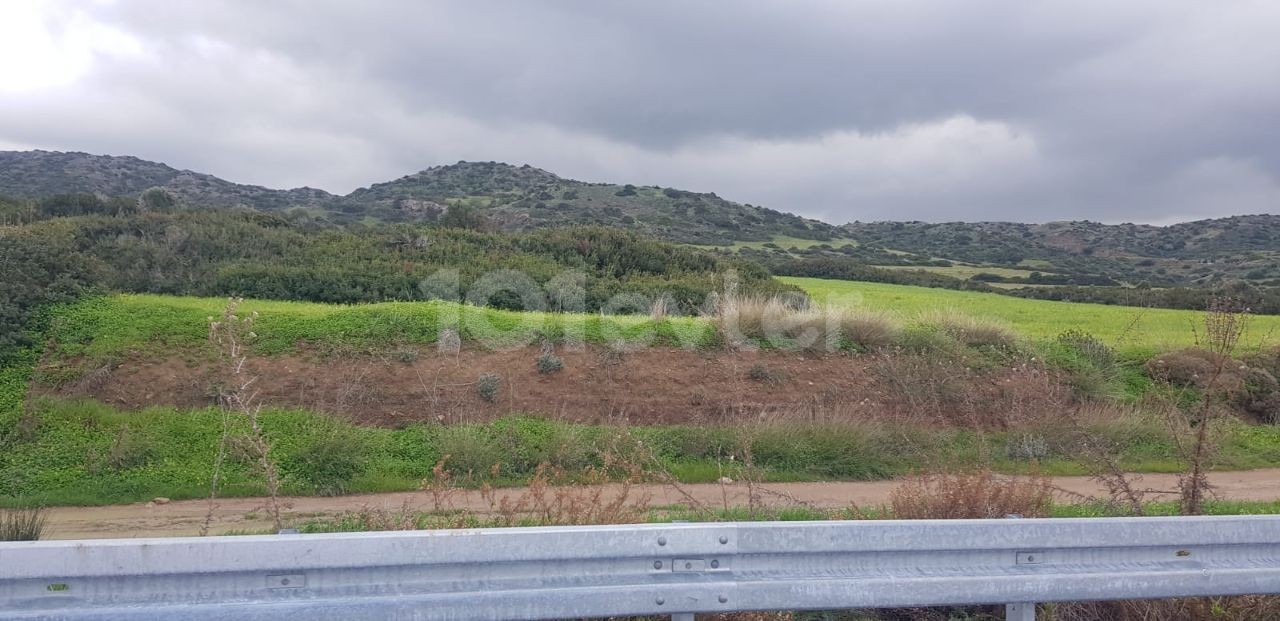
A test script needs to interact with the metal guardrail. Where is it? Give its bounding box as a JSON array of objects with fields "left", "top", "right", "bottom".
[{"left": 3, "top": 516, "right": 1280, "bottom": 620}]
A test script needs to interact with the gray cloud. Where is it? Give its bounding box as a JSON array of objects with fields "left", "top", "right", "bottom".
[{"left": 1, "top": 0, "right": 1277, "bottom": 223}]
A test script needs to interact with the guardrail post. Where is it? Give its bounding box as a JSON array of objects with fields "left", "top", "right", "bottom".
[
  {"left": 1006, "top": 602, "right": 1035, "bottom": 620},
  {"left": 672, "top": 614, "right": 695, "bottom": 621}
]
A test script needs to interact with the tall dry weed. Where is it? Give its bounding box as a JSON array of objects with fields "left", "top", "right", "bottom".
[
  {"left": 890, "top": 469, "right": 1053, "bottom": 519},
  {"left": 203, "top": 298, "right": 285, "bottom": 535}
]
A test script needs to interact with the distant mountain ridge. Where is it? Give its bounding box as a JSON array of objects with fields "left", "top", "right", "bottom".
[
  {"left": 3, "top": 149, "right": 1279, "bottom": 287},
  {"left": 0, "top": 150, "right": 335, "bottom": 212},
  {"left": 0, "top": 151, "right": 836, "bottom": 245},
  {"left": 838, "top": 217, "right": 1280, "bottom": 287}
]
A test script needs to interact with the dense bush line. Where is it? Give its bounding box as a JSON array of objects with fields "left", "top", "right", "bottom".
[
  {"left": 0, "top": 193, "right": 796, "bottom": 360},
  {"left": 1005, "top": 281, "right": 1280, "bottom": 315}
]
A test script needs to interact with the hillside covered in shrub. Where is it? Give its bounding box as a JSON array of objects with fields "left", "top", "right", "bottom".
[{"left": 0, "top": 192, "right": 792, "bottom": 360}]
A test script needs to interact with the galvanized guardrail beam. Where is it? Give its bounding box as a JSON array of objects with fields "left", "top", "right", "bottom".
[{"left": 3, "top": 515, "right": 1280, "bottom": 620}]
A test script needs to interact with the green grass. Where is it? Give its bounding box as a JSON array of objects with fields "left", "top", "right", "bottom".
[
  {"left": 5, "top": 398, "right": 1280, "bottom": 507},
  {"left": 43, "top": 294, "right": 717, "bottom": 366},
  {"left": 782, "top": 276, "right": 1280, "bottom": 351}
]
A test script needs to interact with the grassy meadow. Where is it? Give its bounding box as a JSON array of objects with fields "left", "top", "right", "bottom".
[{"left": 783, "top": 276, "right": 1280, "bottom": 351}]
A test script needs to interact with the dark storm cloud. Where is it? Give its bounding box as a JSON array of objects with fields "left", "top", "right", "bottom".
[{"left": 1, "top": 0, "right": 1277, "bottom": 223}]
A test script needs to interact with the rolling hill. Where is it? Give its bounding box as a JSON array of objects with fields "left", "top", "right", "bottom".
[
  {"left": 0, "top": 151, "right": 838, "bottom": 245},
  {"left": 3, "top": 149, "right": 1279, "bottom": 288}
]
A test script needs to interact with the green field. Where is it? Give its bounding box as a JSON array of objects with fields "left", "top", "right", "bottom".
[
  {"left": 781, "top": 276, "right": 1280, "bottom": 350},
  {"left": 37, "top": 278, "right": 1280, "bottom": 371},
  {"left": 42, "top": 294, "right": 714, "bottom": 364}
]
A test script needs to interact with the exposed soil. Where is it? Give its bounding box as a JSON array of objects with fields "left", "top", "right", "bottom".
[
  {"left": 44, "top": 345, "right": 1067, "bottom": 426},
  {"left": 40, "top": 469, "right": 1280, "bottom": 540}
]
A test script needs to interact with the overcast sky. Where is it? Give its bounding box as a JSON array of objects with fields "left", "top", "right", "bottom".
[{"left": 2, "top": 1, "right": 1278, "bottom": 224}]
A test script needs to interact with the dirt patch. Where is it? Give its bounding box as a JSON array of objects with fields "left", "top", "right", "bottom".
[{"left": 41, "top": 345, "right": 1070, "bottom": 427}]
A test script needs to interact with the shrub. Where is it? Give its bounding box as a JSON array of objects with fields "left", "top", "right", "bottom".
[
  {"left": 1145, "top": 348, "right": 1247, "bottom": 396},
  {"left": 1239, "top": 367, "right": 1280, "bottom": 424},
  {"left": 476, "top": 373, "right": 501, "bottom": 403},
  {"left": 284, "top": 429, "right": 368, "bottom": 496},
  {"left": 747, "top": 363, "right": 786, "bottom": 385},
  {"left": 1005, "top": 433, "right": 1050, "bottom": 461},
  {"left": 536, "top": 353, "right": 564, "bottom": 374},
  {"left": 890, "top": 469, "right": 1052, "bottom": 519},
  {"left": 1056, "top": 329, "right": 1115, "bottom": 370},
  {"left": 393, "top": 348, "right": 419, "bottom": 364},
  {"left": 1, "top": 507, "right": 46, "bottom": 541},
  {"left": 1241, "top": 348, "right": 1280, "bottom": 423}
]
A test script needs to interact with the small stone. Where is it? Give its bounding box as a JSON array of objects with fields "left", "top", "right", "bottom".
[
  {"left": 152, "top": 497, "right": 171, "bottom": 505},
  {"left": 717, "top": 476, "right": 734, "bottom": 485}
]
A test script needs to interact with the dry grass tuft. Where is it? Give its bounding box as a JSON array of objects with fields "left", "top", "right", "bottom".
[
  {"left": 716, "top": 295, "right": 900, "bottom": 351},
  {"left": 918, "top": 309, "right": 1018, "bottom": 348},
  {"left": 890, "top": 469, "right": 1052, "bottom": 519},
  {"left": 0, "top": 506, "right": 47, "bottom": 541},
  {"left": 649, "top": 296, "right": 671, "bottom": 322},
  {"left": 834, "top": 308, "right": 901, "bottom": 350}
]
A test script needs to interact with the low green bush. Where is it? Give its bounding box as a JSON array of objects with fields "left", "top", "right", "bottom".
[{"left": 282, "top": 427, "right": 369, "bottom": 496}]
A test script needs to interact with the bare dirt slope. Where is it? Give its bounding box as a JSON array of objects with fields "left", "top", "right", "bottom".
[
  {"left": 41, "top": 469, "right": 1280, "bottom": 540},
  {"left": 49, "top": 344, "right": 1063, "bottom": 426}
]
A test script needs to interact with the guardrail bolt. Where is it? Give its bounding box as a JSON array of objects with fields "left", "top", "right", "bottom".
[
  {"left": 655, "top": 597, "right": 665, "bottom": 606},
  {"left": 658, "top": 537, "right": 668, "bottom": 546},
  {"left": 719, "top": 595, "right": 729, "bottom": 603},
  {"left": 710, "top": 560, "right": 720, "bottom": 569},
  {"left": 654, "top": 561, "right": 663, "bottom": 569},
  {"left": 719, "top": 536, "right": 729, "bottom": 544}
]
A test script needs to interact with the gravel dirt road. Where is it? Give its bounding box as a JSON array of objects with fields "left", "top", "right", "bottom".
[{"left": 39, "top": 469, "right": 1280, "bottom": 540}]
